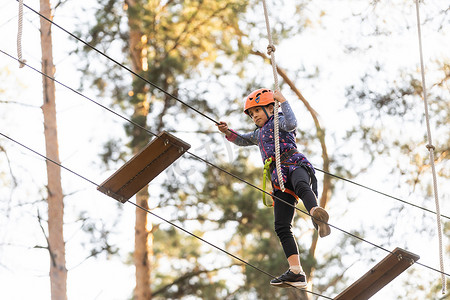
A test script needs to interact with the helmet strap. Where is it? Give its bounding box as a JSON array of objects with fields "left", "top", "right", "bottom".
[
  {"left": 262, "top": 107, "right": 270, "bottom": 120},
  {"left": 262, "top": 104, "right": 274, "bottom": 120}
]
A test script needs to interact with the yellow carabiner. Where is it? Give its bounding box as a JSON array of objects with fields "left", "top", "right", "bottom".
[{"left": 262, "top": 157, "right": 274, "bottom": 207}]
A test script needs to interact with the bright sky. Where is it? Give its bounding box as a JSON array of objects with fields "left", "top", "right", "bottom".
[{"left": 0, "top": 0, "right": 448, "bottom": 299}]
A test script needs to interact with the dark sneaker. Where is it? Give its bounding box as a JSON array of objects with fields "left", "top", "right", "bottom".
[
  {"left": 312, "top": 207, "right": 331, "bottom": 238},
  {"left": 270, "top": 270, "right": 307, "bottom": 288}
]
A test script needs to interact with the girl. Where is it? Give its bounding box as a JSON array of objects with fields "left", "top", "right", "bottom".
[{"left": 216, "top": 88, "right": 330, "bottom": 288}]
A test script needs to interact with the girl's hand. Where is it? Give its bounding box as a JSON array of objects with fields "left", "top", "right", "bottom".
[
  {"left": 216, "top": 121, "right": 229, "bottom": 134},
  {"left": 273, "top": 90, "right": 286, "bottom": 103}
]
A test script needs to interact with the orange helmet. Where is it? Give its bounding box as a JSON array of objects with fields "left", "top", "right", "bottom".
[{"left": 244, "top": 88, "right": 274, "bottom": 115}]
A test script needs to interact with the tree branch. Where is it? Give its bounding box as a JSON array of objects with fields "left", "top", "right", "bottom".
[
  {"left": 152, "top": 264, "right": 243, "bottom": 296},
  {"left": 166, "top": 2, "right": 233, "bottom": 56},
  {"left": 0, "top": 100, "right": 40, "bottom": 108},
  {"left": 36, "top": 209, "right": 57, "bottom": 267}
]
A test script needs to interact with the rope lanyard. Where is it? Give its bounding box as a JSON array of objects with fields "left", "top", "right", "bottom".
[
  {"left": 262, "top": 157, "right": 274, "bottom": 207},
  {"left": 414, "top": 0, "right": 446, "bottom": 295},
  {"left": 261, "top": 0, "right": 284, "bottom": 192},
  {"left": 17, "top": 0, "right": 26, "bottom": 68}
]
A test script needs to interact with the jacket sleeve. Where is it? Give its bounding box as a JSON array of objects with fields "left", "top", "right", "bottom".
[
  {"left": 278, "top": 101, "right": 297, "bottom": 132},
  {"left": 226, "top": 128, "right": 258, "bottom": 146}
]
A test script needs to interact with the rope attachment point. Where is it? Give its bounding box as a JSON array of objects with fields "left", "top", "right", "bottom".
[
  {"left": 426, "top": 144, "right": 435, "bottom": 151},
  {"left": 267, "top": 45, "right": 276, "bottom": 55}
]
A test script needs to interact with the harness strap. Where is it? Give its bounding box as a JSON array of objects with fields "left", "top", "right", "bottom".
[
  {"left": 266, "top": 148, "right": 319, "bottom": 202},
  {"left": 263, "top": 149, "right": 299, "bottom": 207},
  {"left": 269, "top": 149, "right": 299, "bottom": 174},
  {"left": 262, "top": 157, "right": 274, "bottom": 207},
  {"left": 273, "top": 184, "right": 299, "bottom": 201}
]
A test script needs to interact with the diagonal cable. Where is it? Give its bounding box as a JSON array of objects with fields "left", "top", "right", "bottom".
[
  {"left": 0, "top": 130, "right": 332, "bottom": 299},
  {"left": 7, "top": 0, "right": 450, "bottom": 289},
  {"left": 316, "top": 168, "right": 449, "bottom": 220},
  {"left": 18, "top": 2, "right": 450, "bottom": 221},
  {"left": 17, "top": 1, "right": 219, "bottom": 126},
  {"left": 1, "top": 129, "right": 449, "bottom": 281},
  {"left": 2, "top": 48, "right": 448, "bottom": 225},
  {"left": 2, "top": 49, "right": 448, "bottom": 269},
  {"left": 2, "top": 50, "right": 449, "bottom": 274},
  {"left": 15, "top": 2, "right": 450, "bottom": 222}
]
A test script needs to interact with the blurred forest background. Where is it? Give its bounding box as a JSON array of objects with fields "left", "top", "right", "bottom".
[{"left": 0, "top": 0, "right": 448, "bottom": 299}]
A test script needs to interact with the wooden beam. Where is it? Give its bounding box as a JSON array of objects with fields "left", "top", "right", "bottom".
[
  {"left": 98, "top": 131, "right": 190, "bottom": 203},
  {"left": 334, "top": 247, "right": 419, "bottom": 300}
]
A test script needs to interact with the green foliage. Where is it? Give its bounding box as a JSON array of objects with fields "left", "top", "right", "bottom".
[
  {"left": 345, "top": 61, "right": 450, "bottom": 181},
  {"left": 99, "top": 138, "right": 128, "bottom": 169},
  {"left": 79, "top": 0, "right": 250, "bottom": 96},
  {"left": 342, "top": 14, "right": 449, "bottom": 299},
  {"left": 71, "top": 0, "right": 449, "bottom": 298}
]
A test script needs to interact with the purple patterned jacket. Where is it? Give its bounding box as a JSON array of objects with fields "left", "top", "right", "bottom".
[{"left": 226, "top": 102, "right": 316, "bottom": 195}]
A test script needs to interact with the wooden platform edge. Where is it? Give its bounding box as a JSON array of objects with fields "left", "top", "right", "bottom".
[
  {"left": 97, "top": 131, "right": 191, "bottom": 203},
  {"left": 97, "top": 185, "right": 127, "bottom": 203},
  {"left": 334, "top": 247, "right": 420, "bottom": 300}
]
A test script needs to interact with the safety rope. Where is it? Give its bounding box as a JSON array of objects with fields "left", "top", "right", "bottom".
[
  {"left": 414, "top": 0, "right": 446, "bottom": 295},
  {"left": 261, "top": 0, "right": 284, "bottom": 192},
  {"left": 17, "top": 0, "right": 26, "bottom": 68}
]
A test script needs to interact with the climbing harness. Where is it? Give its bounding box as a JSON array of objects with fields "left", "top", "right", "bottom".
[
  {"left": 261, "top": 0, "right": 284, "bottom": 192},
  {"left": 262, "top": 157, "right": 274, "bottom": 207},
  {"left": 262, "top": 149, "right": 319, "bottom": 208}
]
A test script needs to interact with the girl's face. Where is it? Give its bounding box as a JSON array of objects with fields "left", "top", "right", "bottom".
[{"left": 247, "top": 105, "right": 274, "bottom": 127}]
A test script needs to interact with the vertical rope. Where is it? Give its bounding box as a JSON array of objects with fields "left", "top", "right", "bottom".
[
  {"left": 17, "top": 0, "right": 26, "bottom": 68},
  {"left": 261, "top": 0, "right": 284, "bottom": 192},
  {"left": 414, "top": 0, "right": 446, "bottom": 294}
]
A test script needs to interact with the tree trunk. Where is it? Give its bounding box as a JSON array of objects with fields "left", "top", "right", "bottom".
[
  {"left": 127, "top": 1, "right": 152, "bottom": 298},
  {"left": 134, "top": 189, "right": 152, "bottom": 299},
  {"left": 39, "top": 1, "right": 67, "bottom": 299}
]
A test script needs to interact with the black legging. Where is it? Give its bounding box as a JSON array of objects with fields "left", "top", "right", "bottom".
[{"left": 273, "top": 166, "right": 318, "bottom": 258}]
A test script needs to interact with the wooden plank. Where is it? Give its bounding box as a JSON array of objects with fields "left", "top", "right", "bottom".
[
  {"left": 97, "top": 131, "right": 190, "bottom": 203},
  {"left": 334, "top": 247, "right": 419, "bottom": 300}
]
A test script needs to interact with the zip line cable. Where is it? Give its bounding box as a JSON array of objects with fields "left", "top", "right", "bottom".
[
  {"left": 3, "top": 46, "right": 448, "bottom": 219},
  {"left": 128, "top": 200, "right": 331, "bottom": 299},
  {"left": 16, "top": 1, "right": 219, "bottom": 126},
  {"left": 1, "top": 52, "right": 449, "bottom": 279},
  {"left": 6, "top": 0, "right": 449, "bottom": 276},
  {"left": 6, "top": 4, "right": 448, "bottom": 299},
  {"left": 0, "top": 50, "right": 333, "bottom": 230},
  {"left": 3, "top": 46, "right": 450, "bottom": 275},
  {"left": 316, "top": 168, "right": 449, "bottom": 220},
  {"left": 5, "top": 3, "right": 450, "bottom": 253},
  {"left": 1, "top": 129, "right": 449, "bottom": 282},
  {"left": 2, "top": 40, "right": 450, "bottom": 278},
  {"left": 414, "top": 0, "right": 446, "bottom": 294},
  {"left": 8, "top": 5, "right": 450, "bottom": 223},
  {"left": 0, "top": 131, "right": 332, "bottom": 300},
  {"left": 0, "top": 50, "right": 367, "bottom": 249},
  {"left": 2, "top": 48, "right": 449, "bottom": 224}
]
